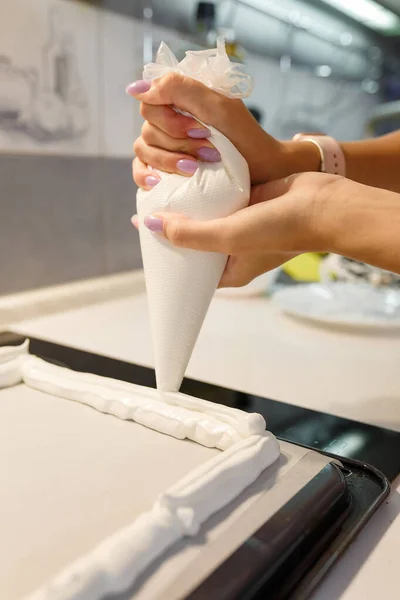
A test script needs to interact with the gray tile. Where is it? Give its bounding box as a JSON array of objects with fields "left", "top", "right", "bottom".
[
  {"left": 0, "top": 154, "right": 106, "bottom": 295},
  {"left": 99, "top": 157, "right": 143, "bottom": 274}
]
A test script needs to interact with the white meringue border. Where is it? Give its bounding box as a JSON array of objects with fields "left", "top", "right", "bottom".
[{"left": 0, "top": 341, "right": 280, "bottom": 600}]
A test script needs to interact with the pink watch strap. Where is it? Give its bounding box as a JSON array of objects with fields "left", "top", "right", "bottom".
[{"left": 292, "top": 134, "right": 346, "bottom": 177}]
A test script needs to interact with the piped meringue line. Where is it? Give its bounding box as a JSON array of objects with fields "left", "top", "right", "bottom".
[
  {"left": 160, "top": 433, "right": 280, "bottom": 527},
  {"left": 41, "top": 355, "right": 266, "bottom": 436},
  {"left": 0, "top": 339, "right": 29, "bottom": 388},
  {"left": 160, "top": 390, "right": 266, "bottom": 437},
  {"left": 21, "top": 356, "right": 260, "bottom": 450},
  {"left": 0, "top": 344, "right": 265, "bottom": 446},
  {"left": 0, "top": 345, "right": 264, "bottom": 449},
  {"left": 24, "top": 434, "right": 279, "bottom": 600},
  {"left": 0, "top": 354, "right": 27, "bottom": 388},
  {"left": 0, "top": 338, "right": 29, "bottom": 363}
]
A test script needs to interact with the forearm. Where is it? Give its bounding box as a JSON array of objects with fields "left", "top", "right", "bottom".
[
  {"left": 341, "top": 132, "right": 400, "bottom": 192},
  {"left": 321, "top": 178, "right": 400, "bottom": 274},
  {"left": 280, "top": 131, "right": 400, "bottom": 193}
]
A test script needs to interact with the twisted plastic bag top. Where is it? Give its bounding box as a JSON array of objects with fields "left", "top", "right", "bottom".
[{"left": 142, "top": 39, "right": 253, "bottom": 99}]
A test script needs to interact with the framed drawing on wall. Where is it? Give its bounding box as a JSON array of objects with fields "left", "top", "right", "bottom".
[{"left": 0, "top": 0, "right": 100, "bottom": 155}]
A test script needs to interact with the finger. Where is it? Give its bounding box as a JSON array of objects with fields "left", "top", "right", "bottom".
[
  {"left": 140, "top": 103, "right": 211, "bottom": 140},
  {"left": 146, "top": 192, "right": 302, "bottom": 254},
  {"left": 141, "top": 122, "right": 220, "bottom": 163},
  {"left": 144, "top": 212, "right": 239, "bottom": 253},
  {"left": 219, "top": 252, "right": 298, "bottom": 288},
  {"left": 134, "top": 137, "right": 199, "bottom": 176},
  {"left": 126, "top": 73, "right": 228, "bottom": 126},
  {"left": 132, "top": 157, "right": 161, "bottom": 189}
]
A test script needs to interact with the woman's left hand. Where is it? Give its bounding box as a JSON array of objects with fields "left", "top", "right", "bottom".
[{"left": 132, "top": 172, "right": 343, "bottom": 287}]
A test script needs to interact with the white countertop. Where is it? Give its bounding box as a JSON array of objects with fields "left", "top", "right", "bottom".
[
  {"left": 12, "top": 292, "right": 400, "bottom": 432},
  {"left": 8, "top": 280, "right": 400, "bottom": 599}
]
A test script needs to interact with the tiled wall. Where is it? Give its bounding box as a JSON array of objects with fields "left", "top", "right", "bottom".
[
  {"left": 0, "top": 154, "right": 141, "bottom": 295},
  {"left": 0, "top": 0, "right": 380, "bottom": 295},
  {"left": 0, "top": 0, "right": 143, "bottom": 295}
]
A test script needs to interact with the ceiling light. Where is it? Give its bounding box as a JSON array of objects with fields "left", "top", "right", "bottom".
[
  {"left": 320, "top": 0, "right": 400, "bottom": 33},
  {"left": 315, "top": 64, "right": 332, "bottom": 77},
  {"left": 361, "top": 79, "right": 380, "bottom": 93}
]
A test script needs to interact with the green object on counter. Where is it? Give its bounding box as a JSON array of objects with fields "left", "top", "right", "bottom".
[{"left": 282, "top": 253, "right": 327, "bottom": 282}]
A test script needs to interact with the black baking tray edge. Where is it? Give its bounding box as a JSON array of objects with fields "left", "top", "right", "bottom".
[
  {"left": 187, "top": 459, "right": 389, "bottom": 600},
  {"left": 1, "top": 332, "right": 396, "bottom": 599}
]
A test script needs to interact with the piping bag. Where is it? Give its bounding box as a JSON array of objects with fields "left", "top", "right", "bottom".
[{"left": 137, "top": 41, "right": 252, "bottom": 392}]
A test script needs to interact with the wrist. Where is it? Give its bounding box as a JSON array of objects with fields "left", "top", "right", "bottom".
[
  {"left": 278, "top": 140, "right": 322, "bottom": 178},
  {"left": 276, "top": 173, "right": 346, "bottom": 254},
  {"left": 313, "top": 176, "right": 359, "bottom": 255},
  {"left": 318, "top": 181, "right": 400, "bottom": 275}
]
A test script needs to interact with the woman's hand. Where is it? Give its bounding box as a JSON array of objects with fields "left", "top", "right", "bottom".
[
  {"left": 127, "top": 75, "right": 400, "bottom": 194},
  {"left": 126, "top": 74, "right": 320, "bottom": 188},
  {"left": 133, "top": 172, "right": 341, "bottom": 287},
  {"left": 134, "top": 172, "right": 400, "bottom": 283}
]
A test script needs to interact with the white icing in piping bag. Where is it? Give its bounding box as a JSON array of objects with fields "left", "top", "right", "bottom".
[{"left": 137, "top": 41, "right": 252, "bottom": 392}]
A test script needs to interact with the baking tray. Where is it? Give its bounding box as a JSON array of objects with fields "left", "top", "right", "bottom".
[
  {"left": 186, "top": 458, "right": 388, "bottom": 600},
  {"left": 1, "top": 332, "right": 396, "bottom": 599}
]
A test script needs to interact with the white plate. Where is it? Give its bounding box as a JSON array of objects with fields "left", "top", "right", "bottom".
[{"left": 272, "top": 282, "right": 400, "bottom": 329}]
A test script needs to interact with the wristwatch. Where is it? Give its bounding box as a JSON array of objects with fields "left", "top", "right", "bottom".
[{"left": 292, "top": 132, "right": 346, "bottom": 177}]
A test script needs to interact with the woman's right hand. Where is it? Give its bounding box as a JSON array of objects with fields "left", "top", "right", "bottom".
[{"left": 127, "top": 73, "right": 320, "bottom": 188}]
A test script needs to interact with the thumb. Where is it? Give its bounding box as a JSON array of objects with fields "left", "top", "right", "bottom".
[
  {"left": 146, "top": 212, "right": 234, "bottom": 253},
  {"left": 144, "top": 188, "right": 299, "bottom": 254}
]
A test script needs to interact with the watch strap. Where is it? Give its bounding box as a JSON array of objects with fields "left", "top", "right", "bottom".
[{"left": 292, "top": 133, "right": 346, "bottom": 176}]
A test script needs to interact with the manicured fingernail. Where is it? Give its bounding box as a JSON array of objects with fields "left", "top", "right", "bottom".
[
  {"left": 197, "top": 147, "right": 221, "bottom": 162},
  {"left": 125, "top": 80, "right": 151, "bottom": 95},
  {"left": 177, "top": 159, "right": 198, "bottom": 174},
  {"left": 187, "top": 128, "right": 211, "bottom": 139},
  {"left": 131, "top": 215, "right": 139, "bottom": 229},
  {"left": 144, "top": 215, "right": 164, "bottom": 232},
  {"left": 145, "top": 175, "right": 160, "bottom": 187}
]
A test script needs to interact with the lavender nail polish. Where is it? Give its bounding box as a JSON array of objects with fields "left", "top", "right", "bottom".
[
  {"left": 145, "top": 175, "right": 160, "bottom": 187},
  {"left": 187, "top": 128, "right": 211, "bottom": 139},
  {"left": 197, "top": 147, "right": 221, "bottom": 162},
  {"left": 125, "top": 80, "right": 151, "bottom": 95},
  {"left": 177, "top": 159, "right": 198, "bottom": 174},
  {"left": 144, "top": 215, "right": 164, "bottom": 232}
]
